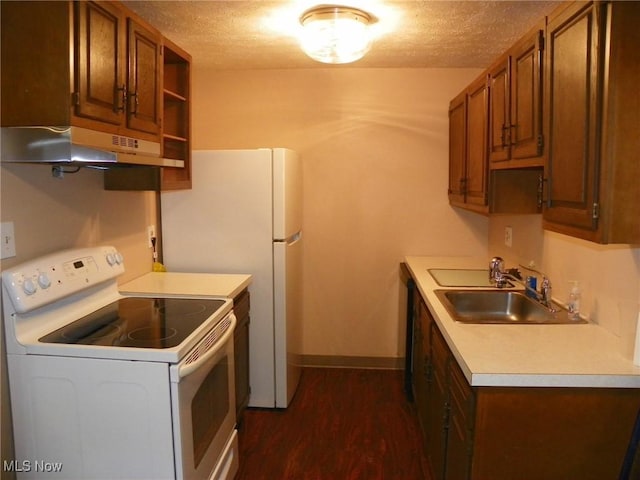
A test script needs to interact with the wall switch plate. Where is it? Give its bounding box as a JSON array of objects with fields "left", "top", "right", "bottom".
[
  {"left": 504, "top": 226, "right": 513, "bottom": 247},
  {"left": 147, "top": 225, "right": 156, "bottom": 248},
  {"left": 1, "top": 221, "right": 17, "bottom": 259}
]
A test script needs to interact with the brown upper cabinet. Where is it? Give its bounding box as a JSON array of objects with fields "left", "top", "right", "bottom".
[
  {"left": 489, "top": 24, "right": 545, "bottom": 168},
  {"left": 75, "top": 1, "right": 125, "bottom": 127},
  {"left": 448, "top": 72, "right": 542, "bottom": 216},
  {"left": 448, "top": 74, "right": 490, "bottom": 214},
  {"left": 448, "top": 91, "right": 467, "bottom": 207},
  {"left": 125, "top": 17, "right": 162, "bottom": 135},
  {"left": 3, "top": 0, "right": 193, "bottom": 191},
  {"left": 2, "top": 1, "right": 162, "bottom": 141},
  {"left": 448, "top": 0, "right": 639, "bottom": 243},
  {"left": 448, "top": 16, "right": 547, "bottom": 215},
  {"left": 465, "top": 75, "right": 490, "bottom": 212},
  {"left": 104, "top": 37, "right": 192, "bottom": 191},
  {"left": 543, "top": 1, "right": 640, "bottom": 244}
]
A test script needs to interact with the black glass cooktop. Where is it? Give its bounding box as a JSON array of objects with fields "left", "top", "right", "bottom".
[{"left": 39, "top": 297, "right": 226, "bottom": 349}]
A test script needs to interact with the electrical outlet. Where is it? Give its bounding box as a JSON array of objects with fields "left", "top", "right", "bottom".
[
  {"left": 1, "top": 221, "right": 17, "bottom": 259},
  {"left": 147, "top": 225, "right": 156, "bottom": 248},
  {"left": 504, "top": 226, "right": 513, "bottom": 247}
]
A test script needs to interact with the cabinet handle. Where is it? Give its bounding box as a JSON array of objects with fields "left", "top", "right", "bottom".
[
  {"left": 537, "top": 174, "right": 548, "bottom": 209},
  {"left": 114, "top": 84, "right": 127, "bottom": 113},
  {"left": 130, "top": 91, "right": 139, "bottom": 115},
  {"left": 500, "top": 124, "right": 516, "bottom": 148}
]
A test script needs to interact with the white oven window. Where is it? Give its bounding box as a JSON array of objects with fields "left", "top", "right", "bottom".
[
  {"left": 171, "top": 312, "right": 237, "bottom": 480},
  {"left": 192, "top": 359, "right": 230, "bottom": 467}
]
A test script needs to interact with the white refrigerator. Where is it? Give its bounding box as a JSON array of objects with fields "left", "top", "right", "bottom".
[{"left": 161, "top": 148, "right": 303, "bottom": 408}]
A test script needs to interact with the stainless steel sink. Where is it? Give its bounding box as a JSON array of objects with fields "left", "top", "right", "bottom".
[{"left": 435, "top": 289, "right": 587, "bottom": 324}]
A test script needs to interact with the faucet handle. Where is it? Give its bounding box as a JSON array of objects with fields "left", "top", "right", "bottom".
[{"left": 541, "top": 276, "right": 551, "bottom": 290}]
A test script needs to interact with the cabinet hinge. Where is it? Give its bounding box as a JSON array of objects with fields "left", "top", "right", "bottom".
[
  {"left": 538, "top": 31, "right": 545, "bottom": 51},
  {"left": 592, "top": 203, "right": 600, "bottom": 219},
  {"left": 537, "top": 134, "right": 544, "bottom": 149},
  {"left": 72, "top": 92, "right": 80, "bottom": 106}
]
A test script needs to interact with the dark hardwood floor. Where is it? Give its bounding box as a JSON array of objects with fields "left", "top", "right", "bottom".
[{"left": 236, "top": 367, "right": 431, "bottom": 480}]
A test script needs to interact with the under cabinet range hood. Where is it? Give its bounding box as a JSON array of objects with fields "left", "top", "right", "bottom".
[{"left": 1, "top": 126, "right": 184, "bottom": 168}]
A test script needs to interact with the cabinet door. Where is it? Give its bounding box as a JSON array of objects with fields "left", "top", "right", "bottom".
[
  {"left": 511, "top": 29, "right": 543, "bottom": 160},
  {"left": 75, "top": 1, "right": 125, "bottom": 124},
  {"left": 127, "top": 18, "right": 161, "bottom": 135},
  {"left": 413, "top": 297, "right": 433, "bottom": 442},
  {"left": 448, "top": 91, "right": 467, "bottom": 205},
  {"left": 543, "top": 2, "right": 603, "bottom": 231},
  {"left": 465, "top": 75, "right": 489, "bottom": 208},
  {"left": 446, "top": 361, "right": 474, "bottom": 480},
  {"left": 426, "top": 326, "right": 449, "bottom": 480},
  {"left": 488, "top": 56, "right": 511, "bottom": 163}
]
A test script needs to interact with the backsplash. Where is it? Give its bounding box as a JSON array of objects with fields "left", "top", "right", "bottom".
[
  {"left": 489, "top": 214, "right": 640, "bottom": 360},
  {"left": 0, "top": 163, "right": 156, "bottom": 281}
]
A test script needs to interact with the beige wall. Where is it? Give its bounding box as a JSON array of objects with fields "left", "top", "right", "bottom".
[
  {"left": 489, "top": 214, "right": 640, "bottom": 360},
  {"left": 191, "top": 67, "right": 488, "bottom": 363},
  {"left": 0, "top": 163, "right": 157, "bottom": 473},
  {"left": 0, "top": 164, "right": 157, "bottom": 279}
]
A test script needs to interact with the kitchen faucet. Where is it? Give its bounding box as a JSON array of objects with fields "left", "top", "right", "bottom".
[
  {"left": 489, "top": 256, "right": 506, "bottom": 286},
  {"left": 489, "top": 257, "right": 556, "bottom": 312}
]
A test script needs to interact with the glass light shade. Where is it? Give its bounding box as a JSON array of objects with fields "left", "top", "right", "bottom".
[{"left": 299, "top": 6, "right": 373, "bottom": 64}]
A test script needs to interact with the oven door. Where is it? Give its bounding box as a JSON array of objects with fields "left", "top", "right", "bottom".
[{"left": 170, "top": 312, "right": 237, "bottom": 480}]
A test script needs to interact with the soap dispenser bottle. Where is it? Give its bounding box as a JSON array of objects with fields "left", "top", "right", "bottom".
[{"left": 568, "top": 281, "right": 581, "bottom": 321}]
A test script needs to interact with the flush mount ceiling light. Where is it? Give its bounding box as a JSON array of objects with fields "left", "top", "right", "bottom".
[{"left": 299, "top": 5, "right": 376, "bottom": 64}]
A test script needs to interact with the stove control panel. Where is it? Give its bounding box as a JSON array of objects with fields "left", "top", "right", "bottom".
[{"left": 2, "top": 246, "right": 125, "bottom": 314}]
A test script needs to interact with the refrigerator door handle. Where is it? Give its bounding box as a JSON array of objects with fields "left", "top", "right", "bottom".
[{"left": 276, "top": 231, "right": 302, "bottom": 245}]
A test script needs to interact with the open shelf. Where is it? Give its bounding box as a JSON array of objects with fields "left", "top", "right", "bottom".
[{"left": 160, "top": 38, "right": 192, "bottom": 190}]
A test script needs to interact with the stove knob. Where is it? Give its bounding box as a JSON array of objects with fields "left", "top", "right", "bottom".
[
  {"left": 22, "top": 278, "right": 37, "bottom": 296},
  {"left": 38, "top": 272, "right": 51, "bottom": 289},
  {"left": 106, "top": 253, "right": 117, "bottom": 266}
]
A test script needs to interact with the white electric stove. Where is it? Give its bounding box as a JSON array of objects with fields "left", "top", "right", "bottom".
[{"left": 2, "top": 246, "right": 239, "bottom": 480}]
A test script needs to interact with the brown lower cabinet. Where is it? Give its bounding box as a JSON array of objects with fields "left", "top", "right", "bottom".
[
  {"left": 413, "top": 294, "right": 640, "bottom": 480},
  {"left": 233, "top": 289, "right": 250, "bottom": 424}
]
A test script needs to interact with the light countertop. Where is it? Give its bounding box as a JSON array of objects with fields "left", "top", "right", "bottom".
[
  {"left": 405, "top": 256, "right": 640, "bottom": 389},
  {"left": 120, "top": 272, "right": 252, "bottom": 299}
]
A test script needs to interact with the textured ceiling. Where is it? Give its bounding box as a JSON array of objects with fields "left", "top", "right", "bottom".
[{"left": 123, "top": 1, "right": 561, "bottom": 70}]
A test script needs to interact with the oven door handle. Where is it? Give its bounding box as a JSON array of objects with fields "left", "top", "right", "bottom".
[{"left": 178, "top": 313, "right": 236, "bottom": 379}]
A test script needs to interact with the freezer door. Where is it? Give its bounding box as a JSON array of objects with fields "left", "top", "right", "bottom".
[
  {"left": 272, "top": 148, "right": 302, "bottom": 241},
  {"left": 273, "top": 232, "right": 303, "bottom": 408}
]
